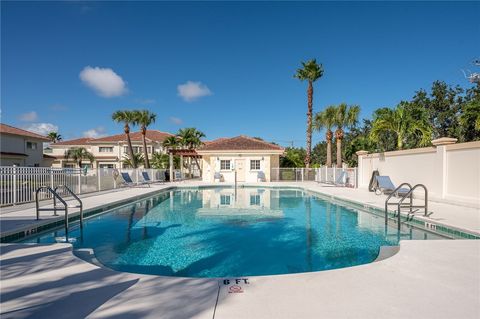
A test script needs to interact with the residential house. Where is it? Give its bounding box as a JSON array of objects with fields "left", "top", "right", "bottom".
[
  {"left": 47, "top": 130, "right": 173, "bottom": 168},
  {"left": 197, "top": 135, "right": 284, "bottom": 182},
  {"left": 0, "top": 123, "right": 55, "bottom": 167}
]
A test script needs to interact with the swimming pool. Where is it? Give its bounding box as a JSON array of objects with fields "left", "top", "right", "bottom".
[{"left": 25, "top": 187, "right": 445, "bottom": 277}]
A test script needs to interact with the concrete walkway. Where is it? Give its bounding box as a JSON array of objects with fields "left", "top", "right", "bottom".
[{"left": 1, "top": 240, "right": 479, "bottom": 319}]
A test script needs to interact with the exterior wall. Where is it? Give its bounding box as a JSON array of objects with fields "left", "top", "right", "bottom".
[
  {"left": 0, "top": 134, "right": 46, "bottom": 166},
  {"left": 201, "top": 153, "right": 281, "bottom": 183},
  {"left": 49, "top": 141, "right": 166, "bottom": 168},
  {"left": 357, "top": 141, "right": 480, "bottom": 206}
]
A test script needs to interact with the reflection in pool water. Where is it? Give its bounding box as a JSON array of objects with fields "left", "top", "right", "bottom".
[{"left": 25, "top": 187, "right": 444, "bottom": 277}]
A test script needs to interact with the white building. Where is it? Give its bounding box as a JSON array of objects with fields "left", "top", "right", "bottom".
[
  {"left": 197, "top": 135, "right": 284, "bottom": 183},
  {"left": 47, "top": 130, "right": 173, "bottom": 168},
  {"left": 0, "top": 123, "right": 55, "bottom": 167}
]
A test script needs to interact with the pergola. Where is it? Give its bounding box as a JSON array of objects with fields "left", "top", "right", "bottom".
[{"left": 168, "top": 149, "right": 201, "bottom": 180}]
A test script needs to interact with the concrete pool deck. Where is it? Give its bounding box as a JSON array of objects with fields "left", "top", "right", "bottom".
[
  {"left": 1, "top": 181, "right": 479, "bottom": 318},
  {"left": 1, "top": 240, "right": 479, "bottom": 319}
]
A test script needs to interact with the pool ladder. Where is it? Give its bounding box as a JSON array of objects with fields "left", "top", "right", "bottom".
[
  {"left": 35, "top": 185, "right": 83, "bottom": 237},
  {"left": 384, "top": 183, "right": 429, "bottom": 230}
]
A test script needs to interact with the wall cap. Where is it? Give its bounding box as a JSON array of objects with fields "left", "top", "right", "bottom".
[
  {"left": 355, "top": 150, "right": 369, "bottom": 156},
  {"left": 432, "top": 137, "right": 458, "bottom": 146}
]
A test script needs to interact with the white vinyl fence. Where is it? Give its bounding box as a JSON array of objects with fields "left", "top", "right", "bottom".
[
  {"left": 271, "top": 167, "right": 357, "bottom": 188},
  {"left": 0, "top": 166, "right": 180, "bottom": 207}
]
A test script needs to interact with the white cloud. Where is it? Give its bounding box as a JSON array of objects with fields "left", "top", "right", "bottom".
[
  {"left": 22, "top": 123, "right": 58, "bottom": 136},
  {"left": 169, "top": 117, "right": 183, "bottom": 125},
  {"left": 177, "top": 81, "right": 212, "bottom": 102},
  {"left": 79, "top": 66, "right": 127, "bottom": 98},
  {"left": 83, "top": 126, "right": 107, "bottom": 138},
  {"left": 18, "top": 111, "right": 38, "bottom": 122}
]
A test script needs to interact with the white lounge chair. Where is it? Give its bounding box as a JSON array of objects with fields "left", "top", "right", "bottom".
[
  {"left": 121, "top": 172, "right": 150, "bottom": 188},
  {"left": 214, "top": 172, "right": 223, "bottom": 182},
  {"left": 375, "top": 176, "right": 409, "bottom": 196},
  {"left": 257, "top": 171, "right": 266, "bottom": 182}
]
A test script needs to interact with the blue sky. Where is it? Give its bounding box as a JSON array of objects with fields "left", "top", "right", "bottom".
[{"left": 2, "top": 1, "right": 479, "bottom": 147}]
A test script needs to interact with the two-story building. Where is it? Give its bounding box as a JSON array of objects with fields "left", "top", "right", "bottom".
[
  {"left": 47, "top": 130, "right": 173, "bottom": 168},
  {"left": 0, "top": 123, "right": 55, "bottom": 167}
]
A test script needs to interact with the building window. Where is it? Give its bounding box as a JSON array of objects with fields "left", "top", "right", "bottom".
[
  {"left": 124, "top": 146, "right": 143, "bottom": 153},
  {"left": 250, "top": 160, "right": 261, "bottom": 170},
  {"left": 34, "top": 163, "right": 40, "bottom": 167},
  {"left": 99, "top": 147, "right": 113, "bottom": 153},
  {"left": 220, "top": 194, "right": 231, "bottom": 206},
  {"left": 26, "top": 142, "right": 37, "bottom": 150},
  {"left": 99, "top": 164, "right": 115, "bottom": 169},
  {"left": 220, "top": 160, "right": 231, "bottom": 170},
  {"left": 250, "top": 194, "right": 261, "bottom": 206}
]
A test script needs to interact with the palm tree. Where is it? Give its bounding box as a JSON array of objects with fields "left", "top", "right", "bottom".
[
  {"left": 64, "top": 147, "right": 94, "bottom": 168},
  {"left": 112, "top": 110, "right": 137, "bottom": 168},
  {"left": 162, "top": 136, "right": 180, "bottom": 150},
  {"left": 314, "top": 105, "right": 337, "bottom": 167},
  {"left": 333, "top": 103, "right": 360, "bottom": 168},
  {"left": 47, "top": 131, "right": 62, "bottom": 143},
  {"left": 134, "top": 110, "right": 157, "bottom": 168},
  {"left": 370, "top": 104, "right": 432, "bottom": 150},
  {"left": 150, "top": 152, "right": 170, "bottom": 169},
  {"left": 177, "top": 128, "right": 205, "bottom": 176},
  {"left": 122, "top": 153, "right": 144, "bottom": 168},
  {"left": 294, "top": 59, "right": 324, "bottom": 168}
]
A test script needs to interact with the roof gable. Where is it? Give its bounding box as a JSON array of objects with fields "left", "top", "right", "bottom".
[
  {"left": 199, "top": 135, "right": 284, "bottom": 152},
  {"left": 0, "top": 123, "right": 50, "bottom": 141}
]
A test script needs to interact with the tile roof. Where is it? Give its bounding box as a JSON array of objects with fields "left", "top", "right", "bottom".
[
  {"left": 1, "top": 151, "right": 28, "bottom": 157},
  {"left": 89, "top": 130, "right": 173, "bottom": 143},
  {"left": 0, "top": 123, "right": 50, "bottom": 141},
  {"left": 52, "top": 137, "right": 93, "bottom": 146},
  {"left": 198, "top": 135, "right": 284, "bottom": 152}
]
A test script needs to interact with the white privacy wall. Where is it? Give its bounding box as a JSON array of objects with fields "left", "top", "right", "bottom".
[{"left": 357, "top": 141, "right": 480, "bottom": 206}]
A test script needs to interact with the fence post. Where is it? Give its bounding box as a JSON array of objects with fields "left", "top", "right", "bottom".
[
  {"left": 301, "top": 168, "right": 304, "bottom": 182},
  {"left": 333, "top": 166, "right": 336, "bottom": 183},
  {"left": 97, "top": 168, "right": 101, "bottom": 192},
  {"left": 78, "top": 170, "right": 82, "bottom": 194},
  {"left": 50, "top": 168, "right": 54, "bottom": 189},
  {"left": 13, "top": 166, "right": 17, "bottom": 205}
]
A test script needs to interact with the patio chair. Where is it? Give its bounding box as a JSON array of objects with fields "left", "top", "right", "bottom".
[
  {"left": 375, "top": 176, "right": 409, "bottom": 196},
  {"left": 214, "top": 172, "right": 223, "bottom": 182},
  {"left": 142, "top": 171, "right": 164, "bottom": 184},
  {"left": 321, "top": 170, "right": 347, "bottom": 187},
  {"left": 257, "top": 171, "right": 266, "bottom": 182},
  {"left": 121, "top": 172, "right": 150, "bottom": 188}
]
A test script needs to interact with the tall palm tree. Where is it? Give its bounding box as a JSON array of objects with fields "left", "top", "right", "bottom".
[
  {"left": 134, "top": 110, "right": 157, "bottom": 168},
  {"left": 333, "top": 103, "right": 360, "bottom": 168},
  {"left": 47, "top": 131, "right": 62, "bottom": 143},
  {"left": 112, "top": 110, "right": 137, "bottom": 168},
  {"left": 177, "top": 128, "right": 205, "bottom": 176},
  {"left": 64, "top": 147, "right": 94, "bottom": 168},
  {"left": 370, "top": 104, "right": 432, "bottom": 150},
  {"left": 294, "top": 59, "right": 324, "bottom": 168},
  {"left": 314, "top": 105, "right": 337, "bottom": 167}
]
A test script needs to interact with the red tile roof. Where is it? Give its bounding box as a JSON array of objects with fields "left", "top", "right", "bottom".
[
  {"left": 199, "top": 135, "right": 284, "bottom": 151},
  {"left": 0, "top": 123, "right": 50, "bottom": 141},
  {"left": 89, "top": 130, "right": 173, "bottom": 143},
  {"left": 1, "top": 151, "right": 28, "bottom": 157},
  {"left": 53, "top": 137, "right": 93, "bottom": 146}
]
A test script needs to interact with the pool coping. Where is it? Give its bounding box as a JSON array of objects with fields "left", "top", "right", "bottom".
[{"left": 1, "top": 183, "right": 479, "bottom": 243}]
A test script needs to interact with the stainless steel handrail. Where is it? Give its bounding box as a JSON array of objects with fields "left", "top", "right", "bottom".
[
  {"left": 54, "top": 185, "right": 84, "bottom": 229},
  {"left": 397, "top": 184, "right": 428, "bottom": 218},
  {"left": 384, "top": 183, "right": 412, "bottom": 225},
  {"left": 35, "top": 186, "right": 70, "bottom": 235}
]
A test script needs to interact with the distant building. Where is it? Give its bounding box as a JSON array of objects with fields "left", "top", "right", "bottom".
[
  {"left": 47, "top": 130, "right": 173, "bottom": 169},
  {"left": 197, "top": 135, "right": 284, "bottom": 182},
  {"left": 0, "top": 123, "right": 55, "bottom": 167}
]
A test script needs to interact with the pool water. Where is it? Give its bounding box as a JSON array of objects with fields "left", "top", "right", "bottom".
[{"left": 25, "top": 187, "right": 445, "bottom": 277}]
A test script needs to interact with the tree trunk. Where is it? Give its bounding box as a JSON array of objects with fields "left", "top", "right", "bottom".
[
  {"left": 397, "top": 133, "right": 403, "bottom": 150},
  {"left": 326, "top": 130, "right": 332, "bottom": 167},
  {"left": 193, "top": 156, "right": 202, "bottom": 177},
  {"left": 141, "top": 126, "right": 150, "bottom": 168},
  {"left": 336, "top": 138, "right": 342, "bottom": 168},
  {"left": 305, "top": 81, "right": 313, "bottom": 168},
  {"left": 125, "top": 124, "right": 136, "bottom": 168},
  {"left": 78, "top": 160, "right": 82, "bottom": 168}
]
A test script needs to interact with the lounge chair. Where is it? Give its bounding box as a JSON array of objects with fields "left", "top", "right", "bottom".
[
  {"left": 320, "top": 170, "right": 348, "bottom": 187},
  {"left": 257, "top": 171, "right": 266, "bottom": 182},
  {"left": 214, "top": 172, "right": 223, "bottom": 182},
  {"left": 142, "top": 171, "right": 164, "bottom": 184},
  {"left": 121, "top": 172, "right": 150, "bottom": 188},
  {"left": 375, "top": 176, "right": 409, "bottom": 196}
]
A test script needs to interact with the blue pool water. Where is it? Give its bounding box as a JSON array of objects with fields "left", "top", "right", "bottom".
[{"left": 25, "top": 187, "right": 444, "bottom": 277}]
